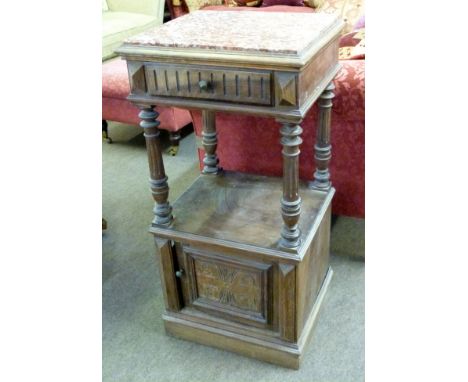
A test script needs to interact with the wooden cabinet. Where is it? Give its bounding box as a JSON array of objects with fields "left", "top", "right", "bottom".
[
  {"left": 152, "top": 172, "right": 334, "bottom": 368},
  {"left": 117, "top": 10, "right": 344, "bottom": 369}
]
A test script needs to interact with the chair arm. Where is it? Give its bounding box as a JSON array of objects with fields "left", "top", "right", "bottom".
[{"left": 106, "top": 0, "right": 165, "bottom": 20}]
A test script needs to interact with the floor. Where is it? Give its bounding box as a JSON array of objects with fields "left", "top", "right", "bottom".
[{"left": 102, "top": 122, "right": 364, "bottom": 382}]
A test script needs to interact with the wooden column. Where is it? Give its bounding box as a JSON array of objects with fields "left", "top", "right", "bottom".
[
  {"left": 138, "top": 105, "right": 173, "bottom": 226},
  {"left": 279, "top": 120, "right": 303, "bottom": 249},
  {"left": 201, "top": 110, "right": 220, "bottom": 174},
  {"left": 311, "top": 82, "right": 335, "bottom": 191}
]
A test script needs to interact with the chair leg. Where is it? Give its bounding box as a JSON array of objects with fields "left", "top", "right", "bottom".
[
  {"left": 102, "top": 120, "right": 112, "bottom": 143},
  {"left": 167, "top": 131, "right": 181, "bottom": 156}
]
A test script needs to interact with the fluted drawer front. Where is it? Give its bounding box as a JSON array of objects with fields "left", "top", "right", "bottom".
[{"left": 144, "top": 64, "right": 272, "bottom": 106}]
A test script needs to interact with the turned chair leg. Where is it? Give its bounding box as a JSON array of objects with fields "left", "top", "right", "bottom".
[
  {"left": 167, "top": 131, "right": 181, "bottom": 156},
  {"left": 102, "top": 120, "right": 112, "bottom": 144}
]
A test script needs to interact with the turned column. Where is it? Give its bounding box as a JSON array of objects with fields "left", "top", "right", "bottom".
[
  {"left": 279, "top": 120, "right": 303, "bottom": 249},
  {"left": 138, "top": 105, "right": 173, "bottom": 226},
  {"left": 311, "top": 82, "right": 335, "bottom": 190},
  {"left": 201, "top": 110, "right": 220, "bottom": 174}
]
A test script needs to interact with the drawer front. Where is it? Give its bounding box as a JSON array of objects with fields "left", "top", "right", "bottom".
[
  {"left": 177, "top": 245, "right": 275, "bottom": 329},
  {"left": 143, "top": 64, "right": 272, "bottom": 106}
]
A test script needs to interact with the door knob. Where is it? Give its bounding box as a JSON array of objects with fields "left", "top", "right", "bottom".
[
  {"left": 198, "top": 80, "right": 209, "bottom": 92},
  {"left": 175, "top": 269, "right": 184, "bottom": 278}
]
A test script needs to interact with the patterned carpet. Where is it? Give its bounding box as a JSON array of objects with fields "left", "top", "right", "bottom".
[{"left": 102, "top": 122, "right": 364, "bottom": 382}]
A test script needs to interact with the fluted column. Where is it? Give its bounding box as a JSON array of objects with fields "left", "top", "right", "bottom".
[
  {"left": 278, "top": 120, "right": 303, "bottom": 250},
  {"left": 311, "top": 82, "right": 335, "bottom": 190},
  {"left": 201, "top": 110, "right": 220, "bottom": 174},
  {"left": 138, "top": 105, "right": 173, "bottom": 226}
]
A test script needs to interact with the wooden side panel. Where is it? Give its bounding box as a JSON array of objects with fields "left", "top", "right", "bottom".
[
  {"left": 127, "top": 61, "right": 147, "bottom": 95},
  {"left": 298, "top": 37, "right": 340, "bottom": 108},
  {"left": 296, "top": 204, "right": 331, "bottom": 336},
  {"left": 155, "top": 238, "right": 181, "bottom": 312},
  {"left": 278, "top": 263, "right": 297, "bottom": 342}
]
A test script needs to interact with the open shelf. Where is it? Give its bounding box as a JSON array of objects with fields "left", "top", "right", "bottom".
[{"left": 151, "top": 171, "right": 332, "bottom": 254}]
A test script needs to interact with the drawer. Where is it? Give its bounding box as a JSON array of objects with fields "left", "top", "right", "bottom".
[{"left": 143, "top": 64, "right": 272, "bottom": 106}]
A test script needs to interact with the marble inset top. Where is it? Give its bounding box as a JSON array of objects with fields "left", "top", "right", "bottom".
[{"left": 124, "top": 10, "right": 341, "bottom": 56}]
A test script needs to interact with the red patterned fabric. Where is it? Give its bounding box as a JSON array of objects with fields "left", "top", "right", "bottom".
[
  {"left": 102, "top": 58, "right": 192, "bottom": 132},
  {"left": 192, "top": 60, "right": 365, "bottom": 218}
]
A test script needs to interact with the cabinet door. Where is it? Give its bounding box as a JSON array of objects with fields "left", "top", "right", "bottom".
[
  {"left": 175, "top": 244, "right": 277, "bottom": 331},
  {"left": 155, "top": 238, "right": 182, "bottom": 312}
]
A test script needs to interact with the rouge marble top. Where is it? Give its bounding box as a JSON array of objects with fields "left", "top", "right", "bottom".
[{"left": 123, "top": 10, "right": 341, "bottom": 56}]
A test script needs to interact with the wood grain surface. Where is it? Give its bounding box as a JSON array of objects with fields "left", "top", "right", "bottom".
[{"left": 159, "top": 171, "right": 327, "bottom": 250}]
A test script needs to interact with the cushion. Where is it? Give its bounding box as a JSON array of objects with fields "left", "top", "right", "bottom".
[
  {"left": 102, "top": 58, "right": 192, "bottom": 132},
  {"left": 338, "top": 28, "right": 364, "bottom": 60},
  {"left": 102, "top": 58, "right": 130, "bottom": 99},
  {"left": 317, "top": 0, "right": 342, "bottom": 13},
  {"left": 102, "top": 0, "right": 109, "bottom": 11},
  {"left": 184, "top": 0, "right": 224, "bottom": 12},
  {"left": 318, "top": 0, "right": 364, "bottom": 34},
  {"left": 102, "top": 11, "right": 160, "bottom": 61},
  {"left": 306, "top": 0, "right": 324, "bottom": 7},
  {"left": 261, "top": 0, "right": 304, "bottom": 6},
  {"left": 203, "top": 4, "right": 314, "bottom": 12},
  {"left": 232, "top": 0, "right": 262, "bottom": 6},
  {"left": 353, "top": 14, "right": 364, "bottom": 30}
]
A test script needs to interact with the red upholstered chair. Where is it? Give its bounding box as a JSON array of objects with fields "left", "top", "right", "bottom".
[
  {"left": 189, "top": 6, "right": 365, "bottom": 218},
  {"left": 102, "top": 58, "right": 192, "bottom": 154}
]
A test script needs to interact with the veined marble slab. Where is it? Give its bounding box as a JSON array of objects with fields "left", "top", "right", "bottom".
[{"left": 124, "top": 10, "right": 341, "bottom": 56}]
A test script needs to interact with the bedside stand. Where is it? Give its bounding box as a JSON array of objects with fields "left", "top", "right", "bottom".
[{"left": 116, "top": 10, "right": 344, "bottom": 369}]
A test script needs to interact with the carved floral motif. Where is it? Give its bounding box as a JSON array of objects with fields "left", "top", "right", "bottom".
[{"left": 194, "top": 259, "right": 262, "bottom": 313}]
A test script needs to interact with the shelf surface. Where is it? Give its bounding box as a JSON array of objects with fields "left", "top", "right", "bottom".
[{"left": 154, "top": 171, "right": 332, "bottom": 254}]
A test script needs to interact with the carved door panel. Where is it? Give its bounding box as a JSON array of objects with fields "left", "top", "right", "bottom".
[{"left": 175, "top": 244, "right": 277, "bottom": 331}]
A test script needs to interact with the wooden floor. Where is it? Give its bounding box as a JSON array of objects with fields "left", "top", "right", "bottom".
[{"left": 153, "top": 171, "right": 329, "bottom": 252}]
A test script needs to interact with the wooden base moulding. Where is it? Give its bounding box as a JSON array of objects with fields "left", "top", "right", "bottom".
[{"left": 163, "top": 267, "right": 333, "bottom": 369}]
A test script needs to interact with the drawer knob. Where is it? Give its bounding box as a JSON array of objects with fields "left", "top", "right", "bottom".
[
  {"left": 175, "top": 269, "right": 184, "bottom": 278},
  {"left": 198, "top": 80, "right": 209, "bottom": 92}
]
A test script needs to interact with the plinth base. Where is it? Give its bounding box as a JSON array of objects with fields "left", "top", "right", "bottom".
[{"left": 163, "top": 267, "right": 332, "bottom": 369}]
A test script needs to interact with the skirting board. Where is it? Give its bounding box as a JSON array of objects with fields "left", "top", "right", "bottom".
[{"left": 163, "top": 267, "right": 333, "bottom": 369}]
